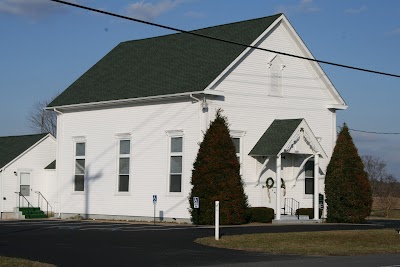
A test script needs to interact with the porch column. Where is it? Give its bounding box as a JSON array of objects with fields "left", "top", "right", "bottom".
[
  {"left": 276, "top": 154, "right": 281, "bottom": 220},
  {"left": 314, "top": 153, "right": 319, "bottom": 220}
]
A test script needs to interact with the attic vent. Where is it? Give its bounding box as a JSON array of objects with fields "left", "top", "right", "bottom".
[{"left": 268, "top": 55, "right": 285, "bottom": 97}]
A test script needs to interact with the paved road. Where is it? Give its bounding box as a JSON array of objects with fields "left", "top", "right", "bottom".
[{"left": 0, "top": 219, "right": 399, "bottom": 267}]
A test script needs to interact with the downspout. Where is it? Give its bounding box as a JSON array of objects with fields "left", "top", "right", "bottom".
[
  {"left": 53, "top": 107, "right": 63, "bottom": 218},
  {"left": 0, "top": 168, "right": 3, "bottom": 219}
]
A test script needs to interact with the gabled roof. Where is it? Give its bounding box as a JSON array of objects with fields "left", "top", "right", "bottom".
[
  {"left": 0, "top": 133, "right": 48, "bottom": 169},
  {"left": 48, "top": 14, "right": 282, "bottom": 108},
  {"left": 249, "top": 119, "right": 303, "bottom": 156},
  {"left": 249, "top": 119, "right": 327, "bottom": 157}
]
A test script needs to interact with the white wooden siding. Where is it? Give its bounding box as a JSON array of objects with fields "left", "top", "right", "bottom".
[{"left": 57, "top": 100, "right": 201, "bottom": 219}]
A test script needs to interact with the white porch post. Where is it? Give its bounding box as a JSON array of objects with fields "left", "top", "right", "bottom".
[
  {"left": 314, "top": 153, "right": 319, "bottom": 220},
  {"left": 276, "top": 154, "right": 281, "bottom": 220}
]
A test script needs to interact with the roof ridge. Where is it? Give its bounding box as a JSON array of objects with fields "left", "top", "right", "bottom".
[
  {"left": 121, "top": 13, "right": 283, "bottom": 44},
  {"left": 191, "top": 13, "right": 282, "bottom": 33}
]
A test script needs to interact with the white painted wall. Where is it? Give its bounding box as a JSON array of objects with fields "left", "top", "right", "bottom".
[
  {"left": 57, "top": 100, "right": 201, "bottom": 220},
  {"left": 1, "top": 136, "right": 56, "bottom": 214}
]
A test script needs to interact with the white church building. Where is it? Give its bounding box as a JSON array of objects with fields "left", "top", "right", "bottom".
[{"left": 46, "top": 13, "right": 346, "bottom": 222}]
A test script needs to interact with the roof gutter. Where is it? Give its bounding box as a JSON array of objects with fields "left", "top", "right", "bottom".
[{"left": 46, "top": 90, "right": 224, "bottom": 111}]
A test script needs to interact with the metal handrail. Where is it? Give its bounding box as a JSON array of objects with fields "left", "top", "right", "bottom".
[
  {"left": 14, "top": 192, "right": 34, "bottom": 219},
  {"left": 35, "top": 191, "right": 53, "bottom": 218},
  {"left": 284, "top": 198, "right": 300, "bottom": 219}
]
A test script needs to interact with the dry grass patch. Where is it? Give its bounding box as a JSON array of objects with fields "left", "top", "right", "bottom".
[
  {"left": 0, "top": 256, "right": 56, "bottom": 267},
  {"left": 196, "top": 229, "right": 400, "bottom": 256}
]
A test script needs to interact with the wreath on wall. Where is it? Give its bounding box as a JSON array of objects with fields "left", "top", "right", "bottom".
[{"left": 264, "top": 177, "right": 286, "bottom": 203}]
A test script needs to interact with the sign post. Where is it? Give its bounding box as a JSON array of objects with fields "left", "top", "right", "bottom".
[
  {"left": 193, "top": 197, "right": 199, "bottom": 226},
  {"left": 215, "top": 201, "right": 219, "bottom": 241},
  {"left": 153, "top": 195, "right": 157, "bottom": 225}
]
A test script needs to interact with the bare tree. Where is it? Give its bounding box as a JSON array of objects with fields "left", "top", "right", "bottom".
[
  {"left": 362, "top": 155, "right": 387, "bottom": 196},
  {"left": 375, "top": 174, "right": 400, "bottom": 217},
  {"left": 27, "top": 96, "right": 57, "bottom": 137}
]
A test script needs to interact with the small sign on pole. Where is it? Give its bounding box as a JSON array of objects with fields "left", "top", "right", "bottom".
[
  {"left": 193, "top": 197, "right": 199, "bottom": 209},
  {"left": 153, "top": 195, "right": 157, "bottom": 225}
]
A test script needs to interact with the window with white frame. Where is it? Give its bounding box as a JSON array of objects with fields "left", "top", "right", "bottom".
[
  {"left": 268, "top": 55, "right": 285, "bottom": 97},
  {"left": 169, "top": 135, "right": 183, "bottom": 193},
  {"left": 74, "top": 142, "right": 86, "bottom": 191},
  {"left": 304, "top": 160, "right": 314, "bottom": 195},
  {"left": 118, "top": 139, "right": 131, "bottom": 192},
  {"left": 232, "top": 137, "right": 241, "bottom": 163},
  {"left": 231, "top": 130, "right": 245, "bottom": 173}
]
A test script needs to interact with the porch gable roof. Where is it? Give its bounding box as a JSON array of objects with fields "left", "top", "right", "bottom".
[
  {"left": 249, "top": 119, "right": 302, "bottom": 156},
  {"left": 249, "top": 119, "right": 327, "bottom": 157}
]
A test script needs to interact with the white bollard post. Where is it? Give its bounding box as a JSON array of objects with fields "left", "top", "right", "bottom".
[{"left": 215, "top": 201, "right": 219, "bottom": 240}]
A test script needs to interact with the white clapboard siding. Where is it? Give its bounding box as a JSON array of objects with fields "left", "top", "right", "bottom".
[{"left": 57, "top": 100, "right": 201, "bottom": 219}]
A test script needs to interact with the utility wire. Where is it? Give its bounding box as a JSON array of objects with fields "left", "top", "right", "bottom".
[
  {"left": 348, "top": 128, "right": 400, "bottom": 135},
  {"left": 50, "top": 0, "right": 400, "bottom": 79}
]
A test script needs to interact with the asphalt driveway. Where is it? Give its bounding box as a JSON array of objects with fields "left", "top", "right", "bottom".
[{"left": 0, "top": 219, "right": 399, "bottom": 267}]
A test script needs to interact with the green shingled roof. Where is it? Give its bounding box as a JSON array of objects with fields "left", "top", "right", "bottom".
[
  {"left": 0, "top": 133, "right": 48, "bottom": 169},
  {"left": 48, "top": 14, "right": 282, "bottom": 108},
  {"left": 249, "top": 119, "right": 303, "bottom": 156}
]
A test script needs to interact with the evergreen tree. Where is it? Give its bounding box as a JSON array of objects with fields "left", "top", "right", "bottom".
[
  {"left": 325, "top": 123, "right": 372, "bottom": 223},
  {"left": 189, "top": 110, "right": 249, "bottom": 225}
]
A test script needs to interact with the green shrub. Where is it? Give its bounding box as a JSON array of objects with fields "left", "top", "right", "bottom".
[
  {"left": 247, "top": 207, "right": 274, "bottom": 223},
  {"left": 325, "top": 124, "right": 372, "bottom": 223},
  {"left": 296, "top": 208, "right": 322, "bottom": 219},
  {"left": 189, "top": 110, "right": 249, "bottom": 225}
]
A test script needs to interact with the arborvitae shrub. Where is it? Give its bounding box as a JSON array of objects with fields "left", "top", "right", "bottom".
[
  {"left": 247, "top": 207, "right": 274, "bottom": 223},
  {"left": 189, "top": 110, "right": 249, "bottom": 225},
  {"left": 325, "top": 124, "right": 372, "bottom": 223}
]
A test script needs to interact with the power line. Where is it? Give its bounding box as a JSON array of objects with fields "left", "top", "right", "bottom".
[
  {"left": 50, "top": 0, "right": 400, "bottom": 79},
  {"left": 348, "top": 128, "right": 400, "bottom": 135}
]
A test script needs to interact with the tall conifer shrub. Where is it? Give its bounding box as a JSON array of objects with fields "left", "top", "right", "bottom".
[
  {"left": 325, "top": 124, "right": 372, "bottom": 223},
  {"left": 189, "top": 110, "right": 248, "bottom": 225}
]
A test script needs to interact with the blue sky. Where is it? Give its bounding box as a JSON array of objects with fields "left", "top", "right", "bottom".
[{"left": 1, "top": 0, "right": 399, "bottom": 177}]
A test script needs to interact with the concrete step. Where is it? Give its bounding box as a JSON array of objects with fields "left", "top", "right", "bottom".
[{"left": 280, "top": 215, "right": 309, "bottom": 220}]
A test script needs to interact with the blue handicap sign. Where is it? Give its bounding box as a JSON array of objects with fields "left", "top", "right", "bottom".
[
  {"left": 193, "top": 197, "right": 199, "bottom": 209},
  {"left": 153, "top": 195, "right": 157, "bottom": 204}
]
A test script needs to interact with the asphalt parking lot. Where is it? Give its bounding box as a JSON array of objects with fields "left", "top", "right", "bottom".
[{"left": 0, "top": 219, "right": 399, "bottom": 267}]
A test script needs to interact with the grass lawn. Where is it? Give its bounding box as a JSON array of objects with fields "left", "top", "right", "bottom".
[
  {"left": 0, "top": 256, "right": 56, "bottom": 267},
  {"left": 196, "top": 229, "right": 400, "bottom": 256}
]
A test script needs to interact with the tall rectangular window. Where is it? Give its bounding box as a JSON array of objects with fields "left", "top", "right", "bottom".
[
  {"left": 75, "top": 142, "right": 85, "bottom": 191},
  {"left": 118, "top": 139, "right": 130, "bottom": 192},
  {"left": 169, "top": 136, "right": 183, "bottom": 193},
  {"left": 305, "top": 160, "right": 314, "bottom": 195},
  {"left": 232, "top": 137, "right": 241, "bottom": 163}
]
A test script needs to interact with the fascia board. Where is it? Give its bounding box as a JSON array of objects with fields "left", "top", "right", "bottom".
[
  {"left": 46, "top": 90, "right": 224, "bottom": 112},
  {"left": 278, "top": 119, "right": 328, "bottom": 158},
  {"left": 326, "top": 104, "right": 348, "bottom": 110},
  {"left": 2, "top": 134, "right": 52, "bottom": 171}
]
